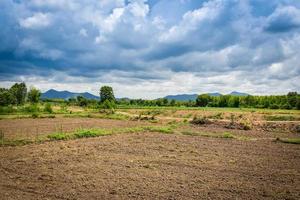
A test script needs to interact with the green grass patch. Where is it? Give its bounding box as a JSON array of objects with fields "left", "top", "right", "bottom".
[
  {"left": 264, "top": 115, "right": 299, "bottom": 121},
  {"left": 181, "top": 131, "right": 235, "bottom": 139},
  {"left": 276, "top": 138, "right": 300, "bottom": 144},
  {"left": 143, "top": 126, "right": 174, "bottom": 134},
  {"left": 0, "top": 139, "right": 33, "bottom": 147},
  {"left": 74, "top": 129, "right": 111, "bottom": 138},
  {"left": 47, "top": 133, "right": 70, "bottom": 140}
]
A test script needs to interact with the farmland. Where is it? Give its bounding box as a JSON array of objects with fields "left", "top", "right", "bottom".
[{"left": 1, "top": 105, "right": 300, "bottom": 199}]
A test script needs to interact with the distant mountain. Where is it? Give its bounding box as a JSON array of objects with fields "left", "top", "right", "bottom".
[
  {"left": 229, "top": 91, "right": 249, "bottom": 96},
  {"left": 164, "top": 94, "right": 198, "bottom": 101},
  {"left": 41, "top": 89, "right": 99, "bottom": 100},
  {"left": 163, "top": 91, "right": 248, "bottom": 101},
  {"left": 206, "top": 92, "right": 222, "bottom": 97}
]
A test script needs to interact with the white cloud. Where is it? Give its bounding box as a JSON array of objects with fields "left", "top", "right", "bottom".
[{"left": 19, "top": 12, "right": 52, "bottom": 29}]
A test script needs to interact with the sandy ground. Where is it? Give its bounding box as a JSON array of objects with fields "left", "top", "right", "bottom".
[{"left": 1, "top": 131, "right": 300, "bottom": 200}]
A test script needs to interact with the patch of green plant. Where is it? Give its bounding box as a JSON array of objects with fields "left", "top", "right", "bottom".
[
  {"left": 265, "top": 115, "right": 298, "bottom": 121},
  {"left": 31, "top": 113, "right": 39, "bottom": 118},
  {"left": 0, "top": 139, "right": 33, "bottom": 147},
  {"left": 143, "top": 126, "right": 174, "bottom": 134},
  {"left": 190, "top": 116, "right": 210, "bottom": 125},
  {"left": 0, "top": 105, "right": 16, "bottom": 114},
  {"left": 47, "top": 133, "right": 70, "bottom": 140},
  {"left": 239, "top": 120, "right": 252, "bottom": 130},
  {"left": 74, "top": 129, "right": 111, "bottom": 138},
  {"left": 43, "top": 103, "right": 53, "bottom": 113},
  {"left": 181, "top": 131, "right": 235, "bottom": 139},
  {"left": 276, "top": 138, "right": 300, "bottom": 144},
  {"left": 22, "top": 104, "right": 40, "bottom": 113},
  {"left": 207, "top": 112, "right": 223, "bottom": 119}
]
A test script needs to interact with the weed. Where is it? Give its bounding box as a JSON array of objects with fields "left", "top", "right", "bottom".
[
  {"left": 276, "top": 137, "right": 300, "bottom": 144},
  {"left": 47, "top": 133, "right": 69, "bottom": 140}
]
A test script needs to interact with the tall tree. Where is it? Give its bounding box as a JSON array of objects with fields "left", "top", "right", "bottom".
[
  {"left": 196, "top": 94, "right": 211, "bottom": 107},
  {"left": 10, "top": 82, "right": 27, "bottom": 105},
  {"left": 0, "top": 89, "right": 16, "bottom": 106},
  {"left": 100, "top": 86, "right": 115, "bottom": 102},
  {"left": 287, "top": 92, "right": 298, "bottom": 108},
  {"left": 27, "top": 87, "right": 41, "bottom": 103}
]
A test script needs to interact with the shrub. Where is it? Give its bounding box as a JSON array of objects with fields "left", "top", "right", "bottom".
[
  {"left": 99, "top": 100, "right": 116, "bottom": 114},
  {"left": 43, "top": 103, "right": 53, "bottom": 113},
  {"left": 239, "top": 120, "right": 252, "bottom": 130},
  {"left": 0, "top": 105, "right": 15, "bottom": 114},
  {"left": 31, "top": 113, "right": 39, "bottom": 118},
  {"left": 190, "top": 116, "right": 210, "bottom": 125},
  {"left": 23, "top": 104, "right": 39, "bottom": 113}
]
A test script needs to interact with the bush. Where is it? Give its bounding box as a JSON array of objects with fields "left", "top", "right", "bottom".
[
  {"left": 239, "top": 120, "right": 252, "bottom": 130},
  {"left": 43, "top": 103, "right": 53, "bottom": 113},
  {"left": 31, "top": 113, "right": 39, "bottom": 118},
  {"left": 99, "top": 100, "right": 116, "bottom": 114},
  {"left": 190, "top": 116, "right": 210, "bottom": 125},
  {"left": 23, "top": 104, "right": 40, "bottom": 113},
  {"left": 0, "top": 105, "right": 15, "bottom": 114}
]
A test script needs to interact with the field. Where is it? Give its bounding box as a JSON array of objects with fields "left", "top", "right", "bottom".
[{"left": 1, "top": 106, "right": 300, "bottom": 199}]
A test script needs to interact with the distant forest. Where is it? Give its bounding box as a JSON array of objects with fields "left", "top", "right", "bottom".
[{"left": 0, "top": 82, "right": 299, "bottom": 110}]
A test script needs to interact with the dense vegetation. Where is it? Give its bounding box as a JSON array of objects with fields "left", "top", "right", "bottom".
[{"left": 0, "top": 82, "right": 299, "bottom": 110}]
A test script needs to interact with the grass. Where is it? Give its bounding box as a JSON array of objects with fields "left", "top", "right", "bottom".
[
  {"left": 64, "top": 113, "right": 129, "bottom": 120},
  {"left": 143, "top": 126, "right": 174, "bottom": 134},
  {"left": 276, "top": 138, "right": 300, "bottom": 144},
  {"left": 1, "top": 125, "right": 177, "bottom": 147},
  {"left": 47, "top": 133, "right": 70, "bottom": 140},
  {"left": 264, "top": 115, "right": 299, "bottom": 121},
  {"left": 74, "top": 129, "right": 111, "bottom": 138},
  {"left": 0, "top": 139, "right": 33, "bottom": 146},
  {"left": 181, "top": 131, "right": 235, "bottom": 139}
]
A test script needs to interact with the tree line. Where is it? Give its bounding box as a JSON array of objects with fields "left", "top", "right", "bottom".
[
  {"left": 0, "top": 83, "right": 299, "bottom": 110},
  {"left": 0, "top": 83, "right": 41, "bottom": 105}
]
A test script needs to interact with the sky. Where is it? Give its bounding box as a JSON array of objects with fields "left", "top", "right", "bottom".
[{"left": 0, "top": 0, "right": 300, "bottom": 99}]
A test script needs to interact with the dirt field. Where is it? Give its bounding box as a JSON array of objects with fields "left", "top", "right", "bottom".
[
  {"left": 0, "top": 118, "right": 151, "bottom": 140},
  {"left": 1, "top": 131, "right": 300, "bottom": 200},
  {"left": 0, "top": 111, "right": 300, "bottom": 199}
]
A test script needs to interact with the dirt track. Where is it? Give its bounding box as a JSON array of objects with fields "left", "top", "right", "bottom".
[{"left": 1, "top": 132, "right": 300, "bottom": 200}]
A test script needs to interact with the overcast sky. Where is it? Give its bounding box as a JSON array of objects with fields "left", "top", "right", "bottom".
[{"left": 0, "top": 0, "right": 300, "bottom": 99}]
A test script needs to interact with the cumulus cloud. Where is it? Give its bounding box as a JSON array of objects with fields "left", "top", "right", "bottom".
[{"left": 0, "top": 0, "right": 300, "bottom": 98}]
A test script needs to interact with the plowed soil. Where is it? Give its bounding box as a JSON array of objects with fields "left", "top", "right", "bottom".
[
  {"left": 0, "top": 118, "right": 151, "bottom": 140},
  {"left": 1, "top": 131, "right": 300, "bottom": 200}
]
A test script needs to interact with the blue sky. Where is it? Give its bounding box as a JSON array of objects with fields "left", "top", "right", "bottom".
[{"left": 0, "top": 0, "right": 300, "bottom": 99}]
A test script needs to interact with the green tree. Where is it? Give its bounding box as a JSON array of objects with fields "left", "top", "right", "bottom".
[
  {"left": 196, "top": 94, "right": 211, "bottom": 107},
  {"left": 27, "top": 87, "right": 41, "bottom": 103},
  {"left": 0, "top": 89, "right": 16, "bottom": 106},
  {"left": 100, "top": 86, "right": 115, "bottom": 103},
  {"left": 170, "top": 99, "right": 176, "bottom": 107},
  {"left": 10, "top": 82, "right": 27, "bottom": 105},
  {"left": 76, "top": 96, "right": 88, "bottom": 107},
  {"left": 287, "top": 92, "right": 298, "bottom": 108}
]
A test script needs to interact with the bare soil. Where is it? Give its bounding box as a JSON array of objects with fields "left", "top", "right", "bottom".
[
  {"left": 0, "top": 118, "right": 151, "bottom": 140},
  {"left": 1, "top": 131, "right": 300, "bottom": 200}
]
